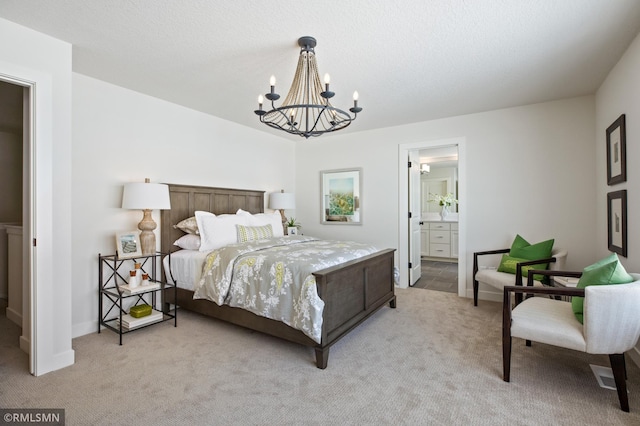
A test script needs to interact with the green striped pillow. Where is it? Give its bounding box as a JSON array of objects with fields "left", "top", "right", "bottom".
[{"left": 236, "top": 224, "right": 273, "bottom": 243}]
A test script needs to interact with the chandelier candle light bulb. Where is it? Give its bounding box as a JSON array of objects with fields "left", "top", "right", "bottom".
[
  {"left": 269, "top": 76, "right": 279, "bottom": 99},
  {"left": 321, "top": 73, "right": 334, "bottom": 99},
  {"left": 351, "top": 91, "right": 362, "bottom": 113}
]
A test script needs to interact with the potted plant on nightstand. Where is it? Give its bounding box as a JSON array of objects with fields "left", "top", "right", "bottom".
[{"left": 286, "top": 218, "right": 301, "bottom": 235}]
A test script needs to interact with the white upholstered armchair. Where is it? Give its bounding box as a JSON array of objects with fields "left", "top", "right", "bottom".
[
  {"left": 473, "top": 247, "right": 567, "bottom": 306},
  {"left": 503, "top": 270, "right": 640, "bottom": 412}
]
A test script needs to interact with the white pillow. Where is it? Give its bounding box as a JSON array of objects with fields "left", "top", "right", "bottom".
[
  {"left": 196, "top": 211, "right": 249, "bottom": 251},
  {"left": 248, "top": 211, "right": 284, "bottom": 237},
  {"left": 194, "top": 211, "right": 215, "bottom": 233},
  {"left": 173, "top": 234, "right": 201, "bottom": 250}
]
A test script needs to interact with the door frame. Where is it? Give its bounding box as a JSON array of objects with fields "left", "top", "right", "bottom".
[
  {"left": 0, "top": 62, "right": 54, "bottom": 375},
  {"left": 398, "top": 137, "right": 467, "bottom": 296}
]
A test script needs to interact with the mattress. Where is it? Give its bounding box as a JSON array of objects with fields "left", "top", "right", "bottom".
[{"left": 162, "top": 250, "right": 209, "bottom": 291}]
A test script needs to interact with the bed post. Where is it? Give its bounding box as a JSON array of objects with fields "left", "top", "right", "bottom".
[{"left": 315, "top": 347, "right": 329, "bottom": 369}]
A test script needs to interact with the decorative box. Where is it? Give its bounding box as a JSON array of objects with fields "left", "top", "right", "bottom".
[{"left": 129, "top": 304, "right": 152, "bottom": 318}]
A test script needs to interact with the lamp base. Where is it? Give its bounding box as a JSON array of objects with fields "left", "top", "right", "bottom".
[
  {"left": 278, "top": 209, "right": 288, "bottom": 235},
  {"left": 138, "top": 209, "right": 157, "bottom": 255}
]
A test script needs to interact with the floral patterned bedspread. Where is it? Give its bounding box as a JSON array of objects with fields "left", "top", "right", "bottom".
[{"left": 192, "top": 235, "right": 379, "bottom": 343}]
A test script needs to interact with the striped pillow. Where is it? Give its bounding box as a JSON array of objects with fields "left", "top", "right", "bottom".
[{"left": 236, "top": 224, "right": 273, "bottom": 243}]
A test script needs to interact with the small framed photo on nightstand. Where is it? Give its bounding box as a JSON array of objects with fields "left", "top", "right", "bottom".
[{"left": 116, "top": 231, "right": 142, "bottom": 259}]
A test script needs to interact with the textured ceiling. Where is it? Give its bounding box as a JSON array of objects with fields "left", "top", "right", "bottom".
[{"left": 1, "top": 0, "right": 640, "bottom": 139}]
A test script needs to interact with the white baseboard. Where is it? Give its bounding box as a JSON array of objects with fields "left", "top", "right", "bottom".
[
  {"left": 465, "top": 288, "right": 503, "bottom": 303},
  {"left": 20, "top": 335, "right": 29, "bottom": 354},
  {"left": 72, "top": 320, "right": 99, "bottom": 339},
  {"left": 6, "top": 306, "right": 22, "bottom": 327}
]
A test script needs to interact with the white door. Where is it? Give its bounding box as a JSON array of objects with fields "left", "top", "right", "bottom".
[{"left": 408, "top": 151, "right": 421, "bottom": 285}]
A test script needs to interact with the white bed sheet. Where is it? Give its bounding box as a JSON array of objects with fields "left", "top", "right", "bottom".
[{"left": 162, "top": 250, "right": 209, "bottom": 291}]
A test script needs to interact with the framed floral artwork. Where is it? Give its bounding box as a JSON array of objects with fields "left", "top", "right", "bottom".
[{"left": 321, "top": 168, "right": 362, "bottom": 225}]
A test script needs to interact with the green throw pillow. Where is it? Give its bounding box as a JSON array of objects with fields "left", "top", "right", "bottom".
[
  {"left": 497, "top": 255, "right": 547, "bottom": 281},
  {"left": 571, "top": 254, "right": 634, "bottom": 324},
  {"left": 509, "top": 235, "right": 554, "bottom": 263},
  {"left": 510, "top": 234, "right": 531, "bottom": 251}
]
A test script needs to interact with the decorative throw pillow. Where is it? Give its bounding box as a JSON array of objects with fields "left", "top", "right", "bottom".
[
  {"left": 510, "top": 234, "right": 531, "bottom": 251},
  {"left": 196, "top": 211, "right": 249, "bottom": 252},
  {"left": 174, "top": 216, "right": 200, "bottom": 234},
  {"left": 571, "top": 253, "right": 634, "bottom": 323},
  {"left": 496, "top": 255, "right": 547, "bottom": 281},
  {"left": 173, "top": 234, "right": 201, "bottom": 250},
  {"left": 509, "top": 235, "right": 554, "bottom": 263},
  {"left": 236, "top": 224, "right": 273, "bottom": 243},
  {"left": 496, "top": 235, "right": 555, "bottom": 281}
]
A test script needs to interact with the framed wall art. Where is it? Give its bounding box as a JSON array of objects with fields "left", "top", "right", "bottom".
[
  {"left": 606, "top": 114, "right": 626, "bottom": 185},
  {"left": 321, "top": 168, "right": 362, "bottom": 225},
  {"left": 116, "top": 231, "right": 142, "bottom": 259},
  {"left": 607, "top": 190, "right": 627, "bottom": 257}
]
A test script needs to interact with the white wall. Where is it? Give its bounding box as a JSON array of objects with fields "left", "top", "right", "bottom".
[
  {"left": 0, "top": 17, "right": 74, "bottom": 374},
  {"left": 71, "top": 74, "right": 295, "bottom": 337},
  {"left": 595, "top": 33, "right": 640, "bottom": 361},
  {"left": 596, "top": 32, "right": 640, "bottom": 269},
  {"left": 296, "top": 96, "right": 597, "bottom": 299}
]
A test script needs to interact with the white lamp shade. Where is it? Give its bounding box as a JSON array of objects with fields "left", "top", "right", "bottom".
[
  {"left": 122, "top": 182, "right": 171, "bottom": 210},
  {"left": 269, "top": 192, "right": 295, "bottom": 210}
]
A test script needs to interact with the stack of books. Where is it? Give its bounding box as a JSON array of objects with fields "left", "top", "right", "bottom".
[
  {"left": 118, "top": 282, "right": 160, "bottom": 295},
  {"left": 116, "top": 311, "right": 163, "bottom": 330}
]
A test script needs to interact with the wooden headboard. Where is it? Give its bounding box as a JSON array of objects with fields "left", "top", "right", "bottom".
[{"left": 160, "top": 184, "right": 265, "bottom": 254}]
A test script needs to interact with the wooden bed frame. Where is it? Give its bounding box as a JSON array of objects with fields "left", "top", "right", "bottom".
[{"left": 160, "top": 184, "right": 396, "bottom": 368}]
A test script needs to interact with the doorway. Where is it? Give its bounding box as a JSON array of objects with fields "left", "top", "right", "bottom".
[
  {"left": 412, "top": 145, "right": 459, "bottom": 292},
  {"left": 1, "top": 58, "right": 75, "bottom": 376},
  {"left": 0, "top": 79, "right": 29, "bottom": 369},
  {"left": 398, "top": 137, "right": 466, "bottom": 296}
]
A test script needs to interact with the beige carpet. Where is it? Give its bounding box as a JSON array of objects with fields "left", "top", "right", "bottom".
[{"left": 1, "top": 289, "right": 639, "bottom": 425}]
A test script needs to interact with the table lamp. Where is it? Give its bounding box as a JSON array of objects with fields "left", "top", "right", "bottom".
[
  {"left": 269, "top": 190, "right": 295, "bottom": 234},
  {"left": 122, "top": 178, "right": 171, "bottom": 255}
]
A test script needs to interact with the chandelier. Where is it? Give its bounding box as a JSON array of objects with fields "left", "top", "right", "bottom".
[{"left": 254, "top": 36, "right": 362, "bottom": 138}]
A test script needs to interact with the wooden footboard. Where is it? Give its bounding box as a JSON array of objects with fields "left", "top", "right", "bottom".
[
  {"left": 312, "top": 248, "right": 396, "bottom": 368},
  {"left": 164, "top": 248, "right": 396, "bottom": 369}
]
